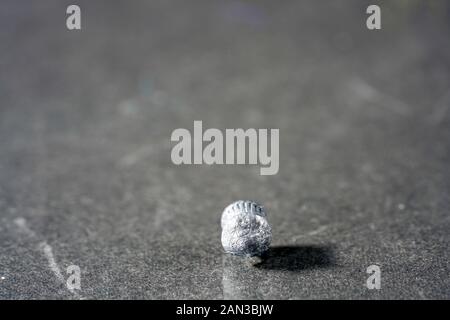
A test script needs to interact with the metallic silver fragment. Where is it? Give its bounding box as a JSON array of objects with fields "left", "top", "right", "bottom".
[{"left": 221, "top": 200, "right": 272, "bottom": 256}]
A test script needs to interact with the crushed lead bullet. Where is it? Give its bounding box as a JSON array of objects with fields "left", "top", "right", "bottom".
[{"left": 221, "top": 200, "right": 272, "bottom": 257}]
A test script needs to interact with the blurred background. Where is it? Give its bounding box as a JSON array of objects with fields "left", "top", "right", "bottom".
[{"left": 0, "top": 0, "right": 449, "bottom": 299}]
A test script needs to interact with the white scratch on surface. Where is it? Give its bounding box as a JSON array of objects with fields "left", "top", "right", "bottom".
[
  {"left": 292, "top": 225, "right": 328, "bottom": 241},
  {"left": 38, "top": 242, "right": 65, "bottom": 283},
  {"left": 13, "top": 217, "right": 83, "bottom": 299},
  {"left": 308, "top": 225, "right": 328, "bottom": 236},
  {"left": 348, "top": 78, "right": 410, "bottom": 115},
  {"left": 118, "top": 146, "right": 154, "bottom": 167},
  {"left": 14, "top": 217, "right": 36, "bottom": 238}
]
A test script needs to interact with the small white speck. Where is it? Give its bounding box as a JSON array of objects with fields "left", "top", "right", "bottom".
[
  {"left": 1, "top": 276, "right": 5, "bottom": 280},
  {"left": 398, "top": 203, "right": 406, "bottom": 210}
]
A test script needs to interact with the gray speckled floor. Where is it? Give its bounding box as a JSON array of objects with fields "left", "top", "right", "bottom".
[{"left": 0, "top": 0, "right": 449, "bottom": 299}]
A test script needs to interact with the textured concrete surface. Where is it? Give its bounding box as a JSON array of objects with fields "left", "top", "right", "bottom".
[{"left": 0, "top": 0, "right": 449, "bottom": 299}]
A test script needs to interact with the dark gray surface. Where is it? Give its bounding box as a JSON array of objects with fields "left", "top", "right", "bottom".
[{"left": 0, "top": 0, "right": 449, "bottom": 299}]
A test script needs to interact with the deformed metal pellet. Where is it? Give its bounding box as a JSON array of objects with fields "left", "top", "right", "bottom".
[{"left": 221, "top": 200, "right": 272, "bottom": 257}]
